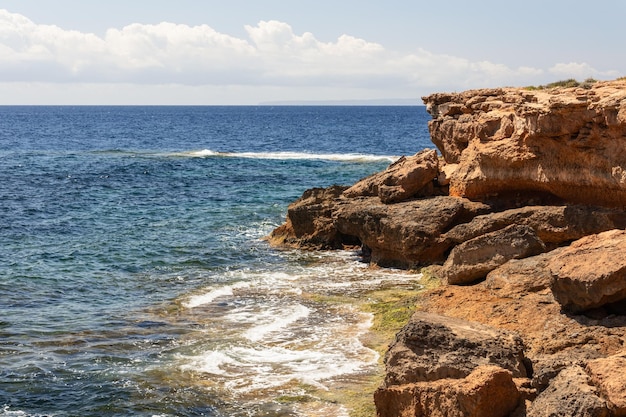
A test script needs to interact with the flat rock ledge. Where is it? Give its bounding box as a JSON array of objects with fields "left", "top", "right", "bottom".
[{"left": 269, "top": 79, "right": 626, "bottom": 417}]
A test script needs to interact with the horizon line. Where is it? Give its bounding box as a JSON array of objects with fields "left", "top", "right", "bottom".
[{"left": 0, "top": 102, "right": 426, "bottom": 107}]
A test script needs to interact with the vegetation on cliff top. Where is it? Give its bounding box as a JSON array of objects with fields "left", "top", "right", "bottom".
[{"left": 525, "top": 77, "right": 599, "bottom": 90}]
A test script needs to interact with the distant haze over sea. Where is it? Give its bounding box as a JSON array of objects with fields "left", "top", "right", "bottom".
[{"left": 259, "top": 98, "right": 423, "bottom": 106}]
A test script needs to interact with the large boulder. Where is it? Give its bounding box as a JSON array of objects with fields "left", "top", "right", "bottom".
[
  {"left": 586, "top": 352, "right": 626, "bottom": 416},
  {"left": 485, "top": 249, "right": 565, "bottom": 296},
  {"left": 333, "top": 196, "right": 490, "bottom": 267},
  {"left": 441, "top": 224, "right": 546, "bottom": 285},
  {"left": 423, "top": 79, "right": 626, "bottom": 208},
  {"left": 342, "top": 149, "right": 440, "bottom": 203},
  {"left": 382, "top": 311, "right": 528, "bottom": 388},
  {"left": 442, "top": 205, "right": 626, "bottom": 247},
  {"left": 267, "top": 185, "right": 350, "bottom": 249},
  {"left": 527, "top": 366, "right": 610, "bottom": 417},
  {"left": 548, "top": 229, "right": 626, "bottom": 312},
  {"left": 374, "top": 365, "right": 520, "bottom": 417}
]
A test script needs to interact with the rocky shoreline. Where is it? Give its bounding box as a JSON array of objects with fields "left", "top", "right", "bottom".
[{"left": 269, "top": 79, "right": 626, "bottom": 417}]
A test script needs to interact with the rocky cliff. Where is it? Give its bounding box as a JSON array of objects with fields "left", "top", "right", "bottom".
[
  {"left": 426, "top": 80, "right": 626, "bottom": 208},
  {"left": 269, "top": 79, "right": 626, "bottom": 417}
]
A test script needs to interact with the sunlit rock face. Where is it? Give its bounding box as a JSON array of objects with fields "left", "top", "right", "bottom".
[{"left": 423, "top": 79, "right": 626, "bottom": 208}]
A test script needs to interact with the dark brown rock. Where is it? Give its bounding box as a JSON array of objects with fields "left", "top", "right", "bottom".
[
  {"left": 441, "top": 224, "right": 546, "bottom": 285},
  {"left": 443, "top": 205, "right": 626, "bottom": 247},
  {"left": 343, "top": 149, "right": 440, "bottom": 203},
  {"left": 548, "top": 229, "right": 626, "bottom": 312},
  {"left": 267, "top": 185, "right": 349, "bottom": 249},
  {"left": 334, "top": 196, "right": 490, "bottom": 267},
  {"left": 529, "top": 351, "right": 603, "bottom": 392},
  {"left": 527, "top": 366, "right": 610, "bottom": 417},
  {"left": 382, "top": 311, "right": 528, "bottom": 388}
]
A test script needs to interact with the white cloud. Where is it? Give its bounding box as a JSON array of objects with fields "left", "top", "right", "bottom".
[
  {"left": 388, "top": 49, "right": 546, "bottom": 91},
  {"left": 104, "top": 22, "right": 255, "bottom": 72},
  {"left": 0, "top": 10, "right": 395, "bottom": 85},
  {"left": 549, "top": 62, "right": 621, "bottom": 80},
  {"left": 0, "top": 9, "right": 621, "bottom": 103}
]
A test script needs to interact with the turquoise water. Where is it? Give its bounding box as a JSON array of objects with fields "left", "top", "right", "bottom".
[{"left": 0, "top": 106, "right": 430, "bottom": 416}]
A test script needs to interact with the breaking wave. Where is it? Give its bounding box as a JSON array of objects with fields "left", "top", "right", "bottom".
[{"left": 171, "top": 149, "right": 400, "bottom": 163}]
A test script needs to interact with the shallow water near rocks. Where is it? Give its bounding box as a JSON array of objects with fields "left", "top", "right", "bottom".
[{"left": 0, "top": 105, "right": 429, "bottom": 416}]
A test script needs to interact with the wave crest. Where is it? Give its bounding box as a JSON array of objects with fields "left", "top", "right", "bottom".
[{"left": 173, "top": 149, "right": 399, "bottom": 163}]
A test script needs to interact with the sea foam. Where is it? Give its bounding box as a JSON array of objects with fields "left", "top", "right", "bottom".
[
  {"left": 178, "top": 251, "right": 418, "bottom": 399},
  {"left": 241, "top": 304, "right": 310, "bottom": 342},
  {"left": 174, "top": 149, "right": 399, "bottom": 163},
  {"left": 183, "top": 281, "right": 251, "bottom": 308},
  {"left": 182, "top": 336, "right": 378, "bottom": 392}
]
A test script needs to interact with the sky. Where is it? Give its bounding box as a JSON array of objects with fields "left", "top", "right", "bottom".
[{"left": 1, "top": 0, "right": 625, "bottom": 105}]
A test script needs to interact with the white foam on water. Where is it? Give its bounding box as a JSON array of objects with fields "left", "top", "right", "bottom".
[
  {"left": 186, "top": 149, "right": 222, "bottom": 157},
  {"left": 294, "top": 403, "right": 350, "bottom": 417},
  {"left": 183, "top": 269, "right": 308, "bottom": 309},
  {"left": 169, "top": 149, "right": 399, "bottom": 163},
  {"left": 241, "top": 304, "right": 310, "bottom": 342},
  {"left": 234, "top": 345, "right": 373, "bottom": 390},
  {"left": 183, "top": 281, "right": 251, "bottom": 308},
  {"left": 168, "top": 149, "right": 222, "bottom": 158},
  {"left": 183, "top": 339, "right": 378, "bottom": 393},
  {"left": 177, "top": 250, "right": 421, "bottom": 415},
  {"left": 181, "top": 350, "right": 244, "bottom": 376},
  {"left": 181, "top": 288, "right": 380, "bottom": 392},
  {"left": 0, "top": 407, "right": 48, "bottom": 417}
]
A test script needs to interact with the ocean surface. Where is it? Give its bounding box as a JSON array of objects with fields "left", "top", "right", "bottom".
[{"left": 0, "top": 106, "right": 431, "bottom": 417}]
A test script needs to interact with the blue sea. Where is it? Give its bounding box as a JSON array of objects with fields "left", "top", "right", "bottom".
[{"left": 0, "top": 106, "right": 431, "bottom": 417}]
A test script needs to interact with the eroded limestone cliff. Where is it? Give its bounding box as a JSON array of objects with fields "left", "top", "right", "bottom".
[
  {"left": 425, "top": 79, "right": 626, "bottom": 208},
  {"left": 269, "top": 79, "right": 626, "bottom": 417}
]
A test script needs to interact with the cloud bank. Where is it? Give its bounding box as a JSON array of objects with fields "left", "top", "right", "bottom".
[{"left": 0, "top": 9, "right": 620, "bottom": 103}]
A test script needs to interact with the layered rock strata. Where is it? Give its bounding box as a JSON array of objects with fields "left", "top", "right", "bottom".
[
  {"left": 426, "top": 80, "right": 626, "bottom": 208},
  {"left": 268, "top": 79, "right": 626, "bottom": 416}
]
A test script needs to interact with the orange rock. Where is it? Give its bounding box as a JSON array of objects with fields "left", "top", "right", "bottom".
[
  {"left": 423, "top": 79, "right": 626, "bottom": 208},
  {"left": 374, "top": 365, "right": 521, "bottom": 417},
  {"left": 586, "top": 353, "right": 626, "bottom": 416}
]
